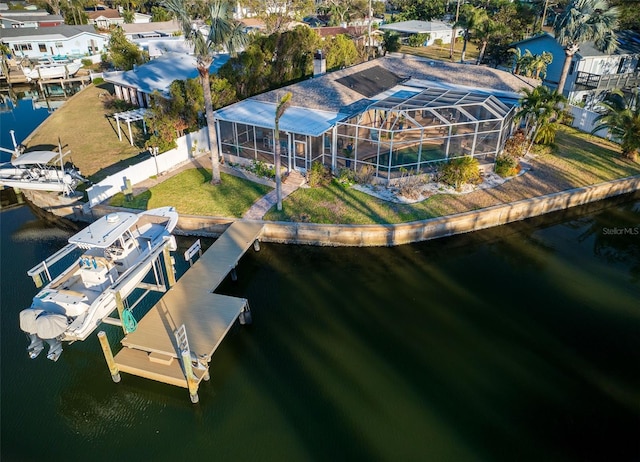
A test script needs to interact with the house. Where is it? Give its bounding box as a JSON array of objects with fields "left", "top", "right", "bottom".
[
  {"left": 122, "top": 19, "right": 182, "bottom": 40},
  {"left": 511, "top": 31, "right": 640, "bottom": 107},
  {"left": 0, "top": 25, "right": 108, "bottom": 59},
  {"left": 102, "top": 52, "right": 230, "bottom": 107},
  {"left": 86, "top": 8, "right": 124, "bottom": 29},
  {"left": 133, "top": 12, "right": 151, "bottom": 24},
  {"left": 0, "top": 10, "right": 64, "bottom": 28},
  {"left": 379, "top": 20, "right": 460, "bottom": 46},
  {"left": 212, "top": 54, "right": 538, "bottom": 183}
]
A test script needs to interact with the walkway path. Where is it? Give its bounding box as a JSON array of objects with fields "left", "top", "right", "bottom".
[{"left": 243, "top": 170, "right": 306, "bottom": 220}]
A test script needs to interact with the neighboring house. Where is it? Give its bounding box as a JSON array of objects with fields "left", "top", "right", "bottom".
[
  {"left": 0, "top": 25, "right": 108, "bottom": 59},
  {"left": 133, "top": 12, "right": 152, "bottom": 24},
  {"left": 103, "top": 52, "right": 230, "bottom": 107},
  {"left": 0, "top": 10, "right": 64, "bottom": 28},
  {"left": 511, "top": 31, "right": 640, "bottom": 107},
  {"left": 122, "top": 19, "right": 182, "bottom": 40},
  {"left": 213, "top": 54, "right": 538, "bottom": 182},
  {"left": 86, "top": 8, "right": 124, "bottom": 29},
  {"left": 314, "top": 26, "right": 383, "bottom": 50},
  {"left": 379, "top": 20, "right": 460, "bottom": 46}
]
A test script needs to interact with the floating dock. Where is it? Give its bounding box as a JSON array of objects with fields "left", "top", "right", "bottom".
[{"left": 99, "top": 221, "right": 264, "bottom": 402}]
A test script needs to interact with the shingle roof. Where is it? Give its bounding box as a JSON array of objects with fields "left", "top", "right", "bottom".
[
  {"left": 251, "top": 53, "right": 538, "bottom": 112},
  {"left": 0, "top": 24, "right": 100, "bottom": 40}
]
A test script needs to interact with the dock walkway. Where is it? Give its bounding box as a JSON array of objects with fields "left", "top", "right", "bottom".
[{"left": 107, "top": 221, "right": 264, "bottom": 400}]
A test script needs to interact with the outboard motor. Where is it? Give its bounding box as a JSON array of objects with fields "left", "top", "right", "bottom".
[
  {"left": 44, "top": 338, "right": 63, "bottom": 362},
  {"left": 19, "top": 309, "right": 44, "bottom": 359}
]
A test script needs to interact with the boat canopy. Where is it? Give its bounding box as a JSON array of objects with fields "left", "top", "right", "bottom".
[
  {"left": 69, "top": 212, "right": 139, "bottom": 249},
  {"left": 12, "top": 151, "right": 67, "bottom": 166}
]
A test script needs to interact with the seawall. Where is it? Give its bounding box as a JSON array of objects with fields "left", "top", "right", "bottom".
[{"left": 24, "top": 175, "right": 638, "bottom": 247}]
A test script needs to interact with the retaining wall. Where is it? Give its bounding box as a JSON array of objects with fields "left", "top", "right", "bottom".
[
  {"left": 24, "top": 176, "right": 640, "bottom": 247},
  {"left": 172, "top": 176, "right": 640, "bottom": 246}
]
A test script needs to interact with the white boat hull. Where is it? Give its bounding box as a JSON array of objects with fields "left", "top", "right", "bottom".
[
  {"left": 22, "top": 62, "right": 82, "bottom": 81},
  {"left": 20, "top": 207, "right": 179, "bottom": 360}
]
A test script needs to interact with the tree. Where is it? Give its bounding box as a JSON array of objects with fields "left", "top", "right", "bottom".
[
  {"left": 164, "top": 0, "right": 248, "bottom": 185},
  {"left": 382, "top": 30, "right": 401, "bottom": 55},
  {"left": 151, "top": 5, "right": 172, "bottom": 22},
  {"left": 592, "top": 89, "right": 640, "bottom": 161},
  {"left": 515, "top": 85, "right": 567, "bottom": 152},
  {"left": 553, "top": 0, "right": 619, "bottom": 96},
  {"left": 274, "top": 93, "right": 292, "bottom": 211},
  {"left": 473, "top": 17, "right": 505, "bottom": 65},
  {"left": 108, "top": 26, "right": 144, "bottom": 70},
  {"left": 325, "top": 34, "right": 359, "bottom": 70},
  {"left": 393, "top": 0, "right": 447, "bottom": 21},
  {"left": 454, "top": 4, "right": 488, "bottom": 63},
  {"left": 243, "top": 0, "right": 314, "bottom": 33}
]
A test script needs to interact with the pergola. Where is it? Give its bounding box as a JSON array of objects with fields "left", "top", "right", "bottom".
[
  {"left": 113, "top": 108, "right": 148, "bottom": 146},
  {"left": 334, "top": 86, "right": 517, "bottom": 179}
]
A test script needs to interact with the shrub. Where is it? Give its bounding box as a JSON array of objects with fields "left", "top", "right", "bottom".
[
  {"left": 81, "top": 58, "right": 93, "bottom": 68},
  {"left": 494, "top": 153, "right": 520, "bottom": 178},
  {"left": 354, "top": 164, "right": 375, "bottom": 184},
  {"left": 146, "top": 135, "right": 176, "bottom": 153},
  {"left": 92, "top": 77, "right": 104, "bottom": 85},
  {"left": 408, "top": 33, "right": 429, "bottom": 47},
  {"left": 434, "top": 38, "right": 443, "bottom": 47},
  {"left": 396, "top": 168, "right": 426, "bottom": 200},
  {"left": 246, "top": 160, "right": 275, "bottom": 180},
  {"left": 438, "top": 157, "right": 481, "bottom": 191},
  {"left": 503, "top": 131, "right": 527, "bottom": 158},
  {"left": 307, "top": 161, "right": 331, "bottom": 188},
  {"left": 335, "top": 167, "right": 356, "bottom": 186}
]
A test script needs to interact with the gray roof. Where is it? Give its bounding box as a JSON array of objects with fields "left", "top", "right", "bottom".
[
  {"left": 251, "top": 54, "right": 538, "bottom": 113},
  {"left": 379, "top": 20, "right": 452, "bottom": 34},
  {"left": 0, "top": 25, "right": 100, "bottom": 40},
  {"left": 1, "top": 14, "right": 64, "bottom": 22},
  {"left": 577, "top": 30, "right": 640, "bottom": 57},
  {"left": 103, "top": 52, "right": 230, "bottom": 96}
]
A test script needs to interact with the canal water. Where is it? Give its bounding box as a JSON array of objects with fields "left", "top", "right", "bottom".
[{"left": 1, "top": 97, "right": 639, "bottom": 461}]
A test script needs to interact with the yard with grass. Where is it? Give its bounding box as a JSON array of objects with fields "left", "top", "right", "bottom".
[
  {"left": 399, "top": 41, "right": 480, "bottom": 63},
  {"left": 24, "top": 85, "right": 639, "bottom": 224},
  {"left": 25, "top": 84, "right": 147, "bottom": 182},
  {"left": 264, "top": 126, "right": 640, "bottom": 224},
  {"left": 109, "top": 170, "right": 272, "bottom": 217}
]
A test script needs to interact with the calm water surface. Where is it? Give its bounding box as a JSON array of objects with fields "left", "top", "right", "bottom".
[{"left": 1, "top": 196, "right": 639, "bottom": 462}]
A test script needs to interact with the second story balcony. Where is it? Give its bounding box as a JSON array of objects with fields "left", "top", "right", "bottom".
[{"left": 574, "top": 71, "right": 640, "bottom": 91}]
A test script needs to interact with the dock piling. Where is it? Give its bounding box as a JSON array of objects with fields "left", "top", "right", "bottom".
[
  {"left": 253, "top": 240, "right": 261, "bottom": 252},
  {"left": 115, "top": 291, "right": 128, "bottom": 334},
  {"left": 98, "top": 331, "right": 121, "bottom": 383},
  {"left": 181, "top": 350, "right": 199, "bottom": 403},
  {"left": 163, "top": 245, "right": 176, "bottom": 287}
]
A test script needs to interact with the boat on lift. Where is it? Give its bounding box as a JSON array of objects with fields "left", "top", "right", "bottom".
[
  {"left": 19, "top": 206, "right": 179, "bottom": 361},
  {"left": 20, "top": 57, "right": 82, "bottom": 82},
  {"left": 0, "top": 150, "right": 86, "bottom": 196}
]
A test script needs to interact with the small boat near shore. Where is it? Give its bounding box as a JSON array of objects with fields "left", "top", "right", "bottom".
[
  {"left": 19, "top": 206, "right": 179, "bottom": 361},
  {"left": 0, "top": 150, "right": 86, "bottom": 196},
  {"left": 20, "top": 57, "right": 82, "bottom": 82}
]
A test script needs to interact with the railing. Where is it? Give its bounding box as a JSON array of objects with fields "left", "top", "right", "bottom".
[{"left": 574, "top": 71, "right": 640, "bottom": 91}]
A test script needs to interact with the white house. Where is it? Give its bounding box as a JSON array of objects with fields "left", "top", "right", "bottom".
[
  {"left": 0, "top": 25, "right": 108, "bottom": 59},
  {"left": 379, "top": 20, "right": 460, "bottom": 46},
  {"left": 511, "top": 31, "right": 640, "bottom": 107},
  {"left": 122, "top": 20, "right": 182, "bottom": 40},
  {"left": 103, "top": 52, "right": 230, "bottom": 107}
]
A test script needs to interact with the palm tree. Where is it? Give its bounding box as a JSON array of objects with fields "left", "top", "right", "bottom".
[
  {"left": 454, "top": 5, "right": 488, "bottom": 63},
  {"left": 274, "top": 93, "right": 292, "bottom": 211},
  {"left": 474, "top": 18, "right": 505, "bottom": 65},
  {"left": 592, "top": 89, "right": 640, "bottom": 161},
  {"left": 553, "top": 0, "right": 619, "bottom": 96},
  {"left": 164, "top": 0, "right": 247, "bottom": 184},
  {"left": 516, "top": 85, "right": 567, "bottom": 153}
]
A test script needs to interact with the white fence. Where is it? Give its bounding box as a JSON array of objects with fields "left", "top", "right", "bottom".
[
  {"left": 86, "top": 127, "right": 209, "bottom": 207},
  {"left": 568, "top": 105, "right": 609, "bottom": 138}
]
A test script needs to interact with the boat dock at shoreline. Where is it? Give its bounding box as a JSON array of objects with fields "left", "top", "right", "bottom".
[{"left": 99, "top": 220, "right": 264, "bottom": 403}]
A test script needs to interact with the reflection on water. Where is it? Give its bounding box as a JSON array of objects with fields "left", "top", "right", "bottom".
[{"left": 1, "top": 196, "right": 639, "bottom": 462}]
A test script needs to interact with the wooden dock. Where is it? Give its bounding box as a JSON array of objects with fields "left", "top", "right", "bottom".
[{"left": 101, "top": 221, "right": 264, "bottom": 402}]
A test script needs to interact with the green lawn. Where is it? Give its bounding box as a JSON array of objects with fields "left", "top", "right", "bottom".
[
  {"left": 265, "top": 126, "right": 640, "bottom": 224},
  {"left": 109, "top": 170, "right": 272, "bottom": 217},
  {"left": 399, "top": 42, "right": 480, "bottom": 63}
]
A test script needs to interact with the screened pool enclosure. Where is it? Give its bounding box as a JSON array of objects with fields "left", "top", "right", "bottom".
[{"left": 214, "top": 86, "right": 517, "bottom": 182}]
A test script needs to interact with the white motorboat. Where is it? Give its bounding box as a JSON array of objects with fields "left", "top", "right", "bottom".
[
  {"left": 19, "top": 207, "right": 179, "bottom": 361},
  {"left": 0, "top": 150, "right": 86, "bottom": 196},
  {"left": 20, "top": 57, "right": 82, "bottom": 81}
]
